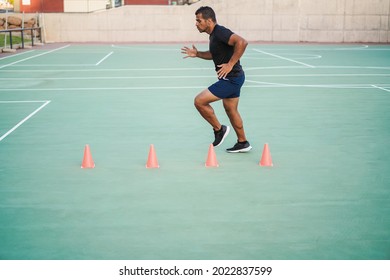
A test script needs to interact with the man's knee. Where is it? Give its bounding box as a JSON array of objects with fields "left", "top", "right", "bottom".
[
  {"left": 194, "top": 92, "right": 209, "bottom": 108},
  {"left": 194, "top": 89, "right": 220, "bottom": 110},
  {"left": 194, "top": 95, "right": 202, "bottom": 109}
]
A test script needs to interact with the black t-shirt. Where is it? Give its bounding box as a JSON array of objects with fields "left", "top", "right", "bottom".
[{"left": 209, "top": 24, "right": 244, "bottom": 77}]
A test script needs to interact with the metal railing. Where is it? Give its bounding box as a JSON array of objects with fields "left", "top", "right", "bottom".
[{"left": 0, "top": 26, "right": 41, "bottom": 49}]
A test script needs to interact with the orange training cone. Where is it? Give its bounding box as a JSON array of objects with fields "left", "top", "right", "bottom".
[
  {"left": 146, "top": 144, "right": 159, "bottom": 168},
  {"left": 81, "top": 144, "right": 95, "bottom": 168},
  {"left": 259, "top": 143, "right": 273, "bottom": 167},
  {"left": 205, "top": 144, "right": 219, "bottom": 167}
]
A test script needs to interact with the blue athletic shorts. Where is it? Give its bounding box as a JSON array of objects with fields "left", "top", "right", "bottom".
[{"left": 208, "top": 74, "right": 245, "bottom": 99}]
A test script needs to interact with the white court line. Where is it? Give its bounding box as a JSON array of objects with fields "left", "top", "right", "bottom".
[
  {"left": 253, "top": 48, "right": 315, "bottom": 68},
  {"left": 246, "top": 79, "right": 390, "bottom": 89},
  {"left": 0, "top": 50, "right": 35, "bottom": 60},
  {"left": 246, "top": 66, "right": 390, "bottom": 71},
  {"left": 2, "top": 65, "right": 390, "bottom": 72},
  {"left": 0, "top": 100, "right": 48, "bottom": 103},
  {"left": 1, "top": 84, "right": 389, "bottom": 91},
  {"left": 1, "top": 73, "right": 390, "bottom": 81},
  {"left": 0, "top": 86, "right": 206, "bottom": 91},
  {"left": 245, "top": 84, "right": 378, "bottom": 89},
  {"left": 0, "top": 75, "right": 212, "bottom": 81},
  {"left": 95, "top": 51, "right": 114, "bottom": 66},
  {"left": 0, "top": 45, "right": 70, "bottom": 69},
  {"left": 244, "top": 54, "right": 322, "bottom": 60},
  {"left": 246, "top": 45, "right": 371, "bottom": 51},
  {"left": 337, "top": 45, "right": 369, "bottom": 50},
  {"left": 7, "top": 64, "right": 96, "bottom": 67},
  {"left": 245, "top": 79, "right": 286, "bottom": 86},
  {"left": 247, "top": 73, "right": 390, "bottom": 77},
  {"left": 371, "top": 85, "right": 390, "bottom": 93},
  {"left": 0, "top": 67, "right": 212, "bottom": 72},
  {"left": 0, "top": 100, "right": 51, "bottom": 142}
]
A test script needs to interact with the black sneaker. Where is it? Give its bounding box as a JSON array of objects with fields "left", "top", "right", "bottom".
[
  {"left": 212, "top": 125, "right": 230, "bottom": 147},
  {"left": 226, "top": 140, "right": 252, "bottom": 153}
]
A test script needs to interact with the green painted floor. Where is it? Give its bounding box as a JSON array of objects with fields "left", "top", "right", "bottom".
[{"left": 0, "top": 44, "right": 389, "bottom": 259}]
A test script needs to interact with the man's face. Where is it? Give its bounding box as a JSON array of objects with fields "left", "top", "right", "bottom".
[{"left": 195, "top": 13, "right": 210, "bottom": 33}]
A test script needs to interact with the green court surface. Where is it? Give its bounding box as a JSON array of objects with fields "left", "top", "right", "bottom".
[{"left": 0, "top": 43, "right": 389, "bottom": 260}]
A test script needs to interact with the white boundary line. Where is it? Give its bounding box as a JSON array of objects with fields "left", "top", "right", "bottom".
[
  {"left": 245, "top": 79, "right": 390, "bottom": 89},
  {"left": 253, "top": 48, "right": 315, "bottom": 68},
  {"left": 0, "top": 75, "right": 213, "bottom": 81},
  {"left": 1, "top": 84, "right": 390, "bottom": 91},
  {"left": 0, "top": 50, "right": 35, "bottom": 60},
  {"left": 0, "top": 86, "right": 206, "bottom": 91},
  {"left": 0, "top": 45, "right": 71, "bottom": 69},
  {"left": 1, "top": 73, "right": 390, "bottom": 81},
  {"left": 244, "top": 54, "right": 322, "bottom": 60},
  {"left": 0, "top": 100, "right": 51, "bottom": 142},
  {"left": 337, "top": 45, "right": 369, "bottom": 51},
  {"left": 95, "top": 51, "right": 114, "bottom": 66},
  {"left": 0, "top": 100, "right": 48, "bottom": 103},
  {"left": 0, "top": 67, "right": 212, "bottom": 72},
  {"left": 371, "top": 85, "right": 390, "bottom": 93},
  {"left": 2, "top": 66, "right": 390, "bottom": 72},
  {"left": 6, "top": 64, "right": 96, "bottom": 67}
]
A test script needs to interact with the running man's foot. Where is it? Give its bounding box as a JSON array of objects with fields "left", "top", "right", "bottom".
[
  {"left": 213, "top": 125, "right": 230, "bottom": 147},
  {"left": 226, "top": 140, "right": 252, "bottom": 153}
]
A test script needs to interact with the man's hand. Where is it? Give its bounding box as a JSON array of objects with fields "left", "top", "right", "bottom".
[
  {"left": 217, "top": 63, "right": 233, "bottom": 79},
  {"left": 181, "top": 44, "right": 198, "bottom": 58}
]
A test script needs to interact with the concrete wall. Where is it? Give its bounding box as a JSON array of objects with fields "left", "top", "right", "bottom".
[
  {"left": 299, "top": 0, "right": 390, "bottom": 42},
  {"left": 40, "top": 0, "right": 390, "bottom": 43}
]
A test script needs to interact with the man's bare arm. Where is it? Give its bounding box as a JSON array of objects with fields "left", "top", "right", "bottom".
[{"left": 181, "top": 45, "right": 213, "bottom": 60}]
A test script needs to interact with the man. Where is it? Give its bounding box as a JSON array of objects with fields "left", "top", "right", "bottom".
[{"left": 181, "top": 6, "right": 252, "bottom": 153}]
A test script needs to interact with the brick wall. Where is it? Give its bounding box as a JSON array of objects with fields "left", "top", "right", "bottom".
[{"left": 20, "top": 0, "right": 64, "bottom": 12}]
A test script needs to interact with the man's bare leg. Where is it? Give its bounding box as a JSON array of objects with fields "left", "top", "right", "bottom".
[
  {"left": 194, "top": 89, "right": 222, "bottom": 131},
  {"left": 222, "top": 97, "right": 247, "bottom": 142}
]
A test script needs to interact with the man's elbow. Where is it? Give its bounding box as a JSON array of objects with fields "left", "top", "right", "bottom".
[{"left": 241, "top": 39, "right": 248, "bottom": 49}]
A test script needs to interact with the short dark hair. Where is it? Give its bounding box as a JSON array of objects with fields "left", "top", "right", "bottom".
[{"left": 195, "top": 6, "right": 217, "bottom": 22}]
